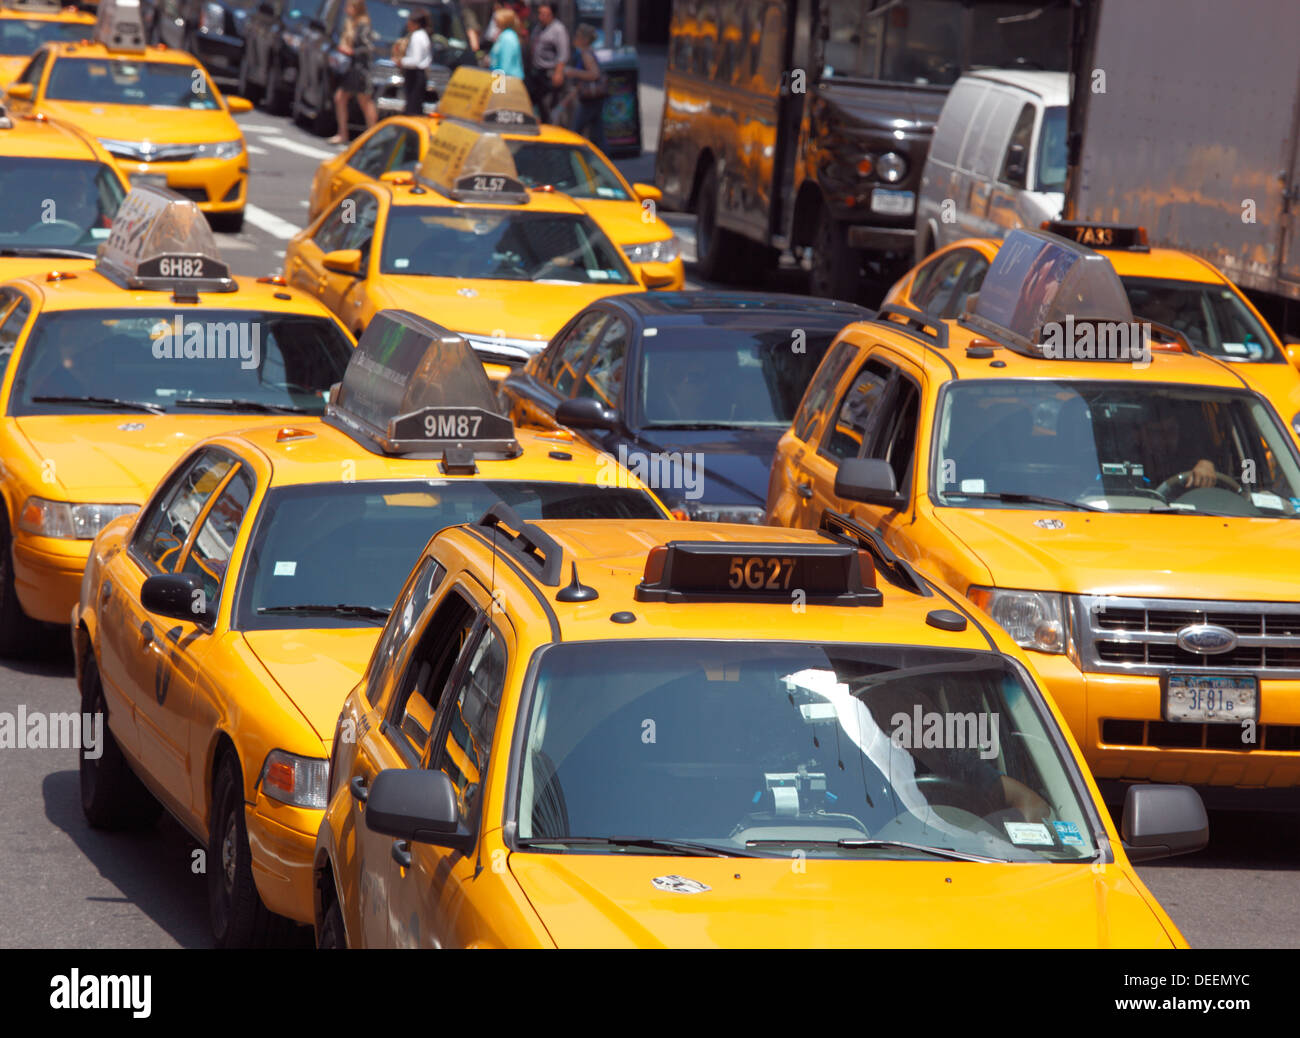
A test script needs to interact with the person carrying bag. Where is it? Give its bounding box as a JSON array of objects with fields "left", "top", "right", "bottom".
[{"left": 559, "top": 24, "right": 607, "bottom": 150}]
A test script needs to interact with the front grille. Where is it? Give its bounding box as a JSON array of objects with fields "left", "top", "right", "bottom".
[
  {"left": 1074, "top": 595, "right": 1300, "bottom": 678},
  {"left": 1101, "top": 718, "right": 1300, "bottom": 751},
  {"left": 172, "top": 187, "right": 209, "bottom": 203}
]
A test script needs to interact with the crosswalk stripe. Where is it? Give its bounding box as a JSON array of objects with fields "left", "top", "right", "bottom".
[{"left": 243, "top": 203, "right": 301, "bottom": 240}]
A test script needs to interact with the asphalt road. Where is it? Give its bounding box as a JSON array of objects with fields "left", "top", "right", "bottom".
[{"left": 0, "top": 101, "right": 1296, "bottom": 950}]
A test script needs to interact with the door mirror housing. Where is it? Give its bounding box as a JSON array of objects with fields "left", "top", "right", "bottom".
[
  {"left": 322, "top": 248, "right": 363, "bottom": 276},
  {"left": 639, "top": 261, "right": 677, "bottom": 290},
  {"left": 834, "top": 457, "right": 905, "bottom": 509},
  {"left": 1003, "top": 143, "right": 1028, "bottom": 186},
  {"left": 364, "top": 768, "right": 473, "bottom": 852},
  {"left": 141, "top": 572, "right": 212, "bottom": 625},
  {"left": 6, "top": 82, "right": 33, "bottom": 101},
  {"left": 1120, "top": 783, "right": 1209, "bottom": 862},
  {"left": 226, "top": 95, "right": 254, "bottom": 113},
  {"left": 555, "top": 396, "right": 619, "bottom": 431},
  {"left": 632, "top": 182, "right": 662, "bottom": 204}
]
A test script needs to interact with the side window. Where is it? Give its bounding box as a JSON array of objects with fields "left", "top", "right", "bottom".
[
  {"left": 912, "top": 250, "right": 982, "bottom": 318},
  {"left": 823, "top": 358, "right": 893, "bottom": 461},
  {"left": 341, "top": 192, "right": 379, "bottom": 252},
  {"left": 1000, "top": 103, "right": 1034, "bottom": 188},
  {"left": 947, "top": 255, "right": 990, "bottom": 319},
  {"left": 388, "top": 128, "right": 422, "bottom": 173},
  {"left": 427, "top": 624, "right": 506, "bottom": 834},
  {"left": 18, "top": 50, "right": 47, "bottom": 86},
  {"left": 131, "top": 451, "right": 236, "bottom": 573},
  {"left": 314, "top": 192, "right": 366, "bottom": 252},
  {"left": 365, "top": 556, "right": 445, "bottom": 713},
  {"left": 792, "top": 340, "right": 853, "bottom": 442},
  {"left": 868, "top": 377, "right": 921, "bottom": 492},
  {"left": 387, "top": 589, "right": 480, "bottom": 765},
  {"left": 178, "top": 468, "right": 254, "bottom": 616},
  {"left": 348, "top": 127, "right": 396, "bottom": 178},
  {"left": 575, "top": 317, "right": 628, "bottom": 406},
  {"left": 0, "top": 291, "right": 31, "bottom": 369},
  {"left": 550, "top": 312, "right": 607, "bottom": 396}
]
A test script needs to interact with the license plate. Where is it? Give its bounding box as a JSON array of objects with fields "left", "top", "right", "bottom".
[
  {"left": 1164, "top": 673, "right": 1258, "bottom": 723},
  {"left": 130, "top": 173, "right": 169, "bottom": 189},
  {"left": 870, "top": 188, "right": 915, "bottom": 216}
]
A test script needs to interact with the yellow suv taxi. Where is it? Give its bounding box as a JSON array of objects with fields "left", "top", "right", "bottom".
[
  {"left": 0, "top": 185, "right": 353, "bottom": 655},
  {"left": 314, "top": 507, "right": 1202, "bottom": 947},
  {"left": 307, "top": 67, "right": 684, "bottom": 291},
  {"left": 770, "top": 228, "right": 1300, "bottom": 810},
  {"left": 285, "top": 106, "right": 677, "bottom": 376},
  {"left": 72, "top": 309, "right": 670, "bottom": 947},
  {"left": 4, "top": 0, "right": 252, "bottom": 230},
  {"left": 0, "top": 0, "right": 94, "bottom": 84},
  {"left": 0, "top": 100, "right": 129, "bottom": 278}
]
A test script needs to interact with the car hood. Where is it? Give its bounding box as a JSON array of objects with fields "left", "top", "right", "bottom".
[
  {"left": 13, "top": 414, "right": 254, "bottom": 499},
  {"left": 933, "top": 506, "right": 1300, "bottom": 599},
  {"left": 572, "top": 198, "right": 673, "bottom": 247},
  {"left": 242, "top": 627, "right": 382, "bottom": 742},
  {"left": 508, "top": 856, "right": 1177, "bottom": 948},
  {"left": 623, "top": 426, "right": 785, "bottom": 508},
  {"left": 34, "top": 102, "right": 242, "bottom": 146}
]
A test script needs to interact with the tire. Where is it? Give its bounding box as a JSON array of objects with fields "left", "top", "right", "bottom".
[
  {"left": 265, "top": 56, "right": 292, "bottom": 115},
  {"left": 318, "top": 895, "right": 346, "bottom": 949},
  {"left": 210, "top": 209, "right": 245, "bottom": 234},
  {"left": 0, "top": 512, "right": 43, "bottom": 658},
  {"left": 80, "top": 659, "right": 162, "bottom": 830},
  {"left": 208, "top": 753, "right": 277, "bottom": 948},
  {"left": 809, "top": 204, "right": 860, "bottom": 300},
  {"left": 693, "top": 165, "right": 746, "bottom": 282}
]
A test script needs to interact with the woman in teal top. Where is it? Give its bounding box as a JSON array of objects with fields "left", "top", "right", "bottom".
[{"left": 486, "top": 8, "right": 525, "bottom": 80}]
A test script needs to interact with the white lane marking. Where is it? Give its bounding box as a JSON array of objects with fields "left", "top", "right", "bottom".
[
  {"left": 263, "top": 136, "right": 337, "bottom": 161},
  {"left": 245, "top": 143, "right": 268, "bottom": 155},
  {"left": 243, "top": 203, "right": 302, "bottom": 240},
  {"left": 241, "top": 122, "right": 286, "bottom": 134}
]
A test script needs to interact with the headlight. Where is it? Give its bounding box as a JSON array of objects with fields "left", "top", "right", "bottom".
[
  {"left": 875, "top": 151, "right": 908, "bottom": 183},
  {"left": 622, "top": 235, "right": 680, "bottom": 264},
  {"left": 1292, "top": 410, "right": 1300, "bottom": 436},
  {"left": 967, "top": 587, "right": 1066, "bottom": 653},
  {"left": 200, "top": 1, "right": 224, "bottom": 32},
  {"left": 18, "top": 498, "right": 137, "bottom": 540},
  {"left": 281, "top": 30, "right": 302, "bottom": 49},
  {"left": 193, "top": 138, "right": 244, "bottom": 160},
  {"left": 683, "top": 502, "right": 766, "bottom": 524},
  {"left": 260, "top": 749, "right": 329, "bottom": 809}
]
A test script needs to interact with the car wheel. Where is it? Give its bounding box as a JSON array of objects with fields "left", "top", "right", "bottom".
[
  {"left": 208, "top": 752, "right": 277, "bottom": 948},
  {"left": 809, "top": 205, "right": 859, "bottom": 300},
  {"left": 80, "top": 659, "right": 162, "bottom": 830},
  {"left": 0, "top": 512, "right": 43, "bottom": 658},
  {"left": 693, "top": 165, "right": 746, "bottom": 282},
  {"left": 318, "top": 896, "right": 345, "bottom": 948}
]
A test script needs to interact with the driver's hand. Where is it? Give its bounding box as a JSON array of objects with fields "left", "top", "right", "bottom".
[
  {"left": 1000, "top": 776, "right": 1051, "bottom": 822},
  {"left": 1188, "top": 459, "right": 1217, "bottom": 488}
]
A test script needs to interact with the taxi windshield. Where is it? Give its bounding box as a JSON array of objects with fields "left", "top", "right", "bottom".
[
  {"left": 504, "top": 140, "right": 630, "bottom": 201},
  {"left": 236, "top": 479, "right": 665, "bottom": 630},
  {"left": 10, "top": 309, "right": 351, "bottom": 416},
  {"left": 45, "top": 58, "right": 221, "bottom": 109},
  {"left": 0, "top": 157, "right": 124, "bottom": 255},
  {"left": 0, "top": 19, "right": 92, "bottom": 55},
  {"left": 1121, "top": 276, "right": 1280, "bottom": 362},
  {"left": 933, "top": 380, "right": 1300, "bottom": 517},
  {"left": 379, "top": 206, "right": 634, "bottom": 284},
  {"left": 638, "top": 326, "right": 840, "bottom": 428},
  {"left": 514, "top": 642, "right": 1098, "bottom": 862}
]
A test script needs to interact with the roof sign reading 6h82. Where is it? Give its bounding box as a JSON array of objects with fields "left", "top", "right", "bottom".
[{"left": 95, "top": 185, "right": 234, "bottom": 292}]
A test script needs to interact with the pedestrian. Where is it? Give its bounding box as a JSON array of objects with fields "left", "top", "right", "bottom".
[
  {"left": 329, "top": 0, "right": 378, "bottom": 144},
  {"left": 485, "top": 6, "right": 524, "bottom": 80},
  {"left": 559, "top": 23, "right": 607, "bottom": 151},
  {"left": 395, "top": 9, "right": 431, "bottom": 116},
  {"left": 527, "top": 2, "right": 568, "bottom": 122}
]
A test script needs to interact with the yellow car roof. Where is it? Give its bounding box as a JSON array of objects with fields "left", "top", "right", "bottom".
[
  {"left": 44, "top": 39, "right": 199, "bottom": 65},
  {"left": 0, "top": 111, "right": 115, "bottom": 161},
  {"left": 383, "top": 177, "right": 593, "bottom": 215},
  {"left": 947, "top": 236, "right": 1230, "bottom": 285}
]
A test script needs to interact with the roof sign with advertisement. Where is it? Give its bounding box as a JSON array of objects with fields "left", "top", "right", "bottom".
[
  {"left": 417, "top": 120, "right": 529, "bottom": 204},
  {"left": 436, "top": 66, "right": 538, "bottom": 133},
  {"left": 325, "top": 309, "right": 521, "bottom": 462},
  {"left": 93, "top": 0, "right": 145, "bottom": 52},
  {"left": 961, "top": 229, "right": 1134, "bottom": 356},
  {"left": 95, "top": 184, "right": 235, "bottom": 292}
]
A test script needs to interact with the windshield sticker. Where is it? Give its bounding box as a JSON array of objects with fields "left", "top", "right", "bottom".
[
  {"left": 960, "top": 478, "right": 985, "bottom": 493},
  {"left": 393, "top": 258, "right": 410, "bottom": 269},
  {"left": 652, "top": 875, "right": 711, "bottom": 894},
  {"left": 1251, "top": 492, "right": 1285, "bottom": 511},
  {"left": 596, "top": 186, "right": 618, "bottom": 197},
  {"left": 1052, "top": 821, "right": 1086, "bottom": 847},
  {"left": 1003, "top": 822, "right": 1053, "bottom": 846},
  {"left": 1221, "top": 341, "right": 1248, "bottom": 354},
  {"left": 588, "top": 269, "right": 610, "bottom": 280},
  {"left": 273, "top": 561, "right": 297, "bottom": 577}
]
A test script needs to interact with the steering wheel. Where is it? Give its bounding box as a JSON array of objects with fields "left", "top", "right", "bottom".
[
  {"left": 22, "top": 218, "right": 84, "bottom": 241},
  {"left": 914, "top": 775, "right": 993, "bottom": 817},
  {"left": 1154, "top": 469, "right": 1243, "bottom": 499}
]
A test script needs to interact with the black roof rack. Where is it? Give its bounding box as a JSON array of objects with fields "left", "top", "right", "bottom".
[
  {"left": 874, "top": 304, "right": 949, "bottom": 350},
  {"left": 475, "top": 501, "right": 564, "bottom": 587},
  {"left": 819, "top": 510, "right": 931, "bottom": 597}
]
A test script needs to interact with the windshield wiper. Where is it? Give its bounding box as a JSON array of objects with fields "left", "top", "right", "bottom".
[
  {"left": 647, "top": 421, "right": 747, "bottom": 430},
  {"left": 257, "top": 604, "right": 391, "bottom": 621},
  {"left": 31, "top": 395, "right": 165, "bottom": 415},
  {"left": 744, "top": 837, "right": 1009, "bottom": 863},
  {"left": 516, "top": 836, "right": 759, "bottom": 858},
  {"left": 948, "top": 491, "right": 1106, "bottom": 512},
  {"left": 0, "top": 246, "right": 93, "bottom": 259},
  {"left": 172, "top": 398, "right": 310, "bottom": 414}
]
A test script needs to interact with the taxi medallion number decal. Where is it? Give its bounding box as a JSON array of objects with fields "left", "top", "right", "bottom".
[{"left": 652, "top": 875, "right": 711, "bottom": 894}]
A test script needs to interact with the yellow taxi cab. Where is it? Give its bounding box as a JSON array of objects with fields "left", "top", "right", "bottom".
[
  {"left": 0, "top": 184, "right": 353, "bottom": 655},
  {"left": 4, "top": 0, "right": 253, "bottom": 231},
  {"left": 885, "top": 222, "right": 1300, "bottom": 441},
  {"left": 72, "top": 308, "right": 671, "bottom": 947},
  {"left": 0, "top": 0, "right": 94, "bottom": 84},
  {"left": 0, "top": 99, "right": 129, "bottom": 279},
  {"left": 769, "top": 227, "right": 1300, "bottom": 810},
  {"left": 307, "top": 67, "right": 684, "bottom": 291},
  {"left": 314, "top": 505, "right": 1204, "bottom": 947}
]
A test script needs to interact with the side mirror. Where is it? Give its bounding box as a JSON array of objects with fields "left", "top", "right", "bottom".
[
  {"left": 322, "top": 248, "right": 363, "bottom": 276},
  {"left": 141, "top": 572, "right": 211, "bottom": 625},
  {"left": 1003, "top": 143, "right": 1027, "bottom": 185},
  {"left": 226, "top": 95, "right": 254, "bottom": 113},
  {"left": 556, "top": 396, "right": 619, "bottom": 431},
  {"left": 632, "top": 182, "right": 662, "bottom": 204},
  {"left": 364, "top": 768, "right": 473, "bottom": 852},
  {"left": 834, "top": 457, "right": 905, "bottom": 509},
  {"left": 1120, "top": 783, "right": 1208, "bottom": 863},
  {"left": 1284, "top": 339, "right": 1300, "bottom": 371},
  {"left": 6, "top": 82, "right": 33, "bottom": 101},
  {"left": 639, "top": 261, "right": 677, "bottom": 290}
]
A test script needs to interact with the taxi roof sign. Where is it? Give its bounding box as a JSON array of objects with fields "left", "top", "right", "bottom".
[
  {"left": 96, "top": 184, "right": 234, "bottom": 292},
  {"left": 3, "top": 0, "right": 69, "bottom": 12},
  {"left": 436, "top": 66, "right": 538, "bottom": 133},
  {"left": 325, "top": 309, "right": 521, "bottom": 459},
  {"left": 961, "top": 229, "right": 1133, "bottom": 355},
  {"left": 417, "top": 121, "right": 528, "bottom": 204},
  {"left": 94, "top": 0, "right": 145, "bottom": 52},
  {"left": 1043, "top": 220, "right": 1149, "bottom": 251}
]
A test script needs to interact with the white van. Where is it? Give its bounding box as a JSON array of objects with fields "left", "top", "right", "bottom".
[{"left": 914, "top": 70, "right": 1068, "bottom": 261}]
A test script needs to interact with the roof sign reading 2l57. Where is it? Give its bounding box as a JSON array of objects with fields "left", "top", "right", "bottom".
[{"left": 418, "top": 120, "right": 528, "bottom": 204}]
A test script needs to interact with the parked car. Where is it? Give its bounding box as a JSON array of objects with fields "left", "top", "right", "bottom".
[
  {"left": 239, "top": 0, "right": 322, "bottom": 113},
  {"left": 145, "top": 0, "right": 253, "bottom": 80}
]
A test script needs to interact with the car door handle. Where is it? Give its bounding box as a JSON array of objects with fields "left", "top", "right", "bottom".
[
  {"left": 391, "top": 839, "right": 411, "bottom": 869},
  {"left": 797, "top": 482, "right": 814, "bottom": 499},
  {"left": 140, "top": 621, "right": 154, "bottom": 648},
  {"left": 349, "top": 774, "right": 368, "bottom": 802},
  {"left": 100, "top": 580, "right": 112, "bottom": 602}
]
